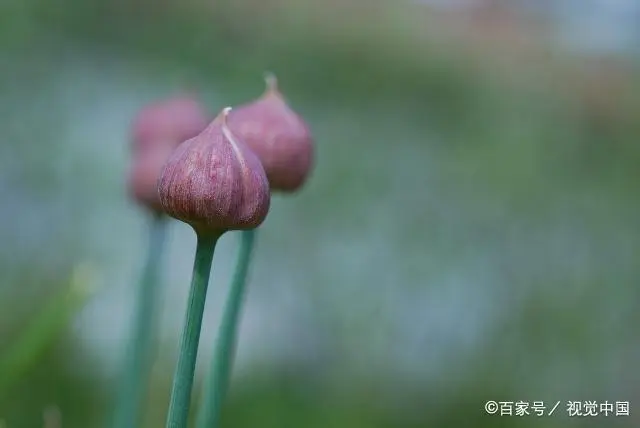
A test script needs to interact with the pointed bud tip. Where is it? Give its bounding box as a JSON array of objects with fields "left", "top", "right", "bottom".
[
  {"left": 221, "top": 106, "right": 232, "bottom": 124},
  {"left": 220, "top": 107, "right": 236, "bottom": 149},
  {"left": 263, "top": 72, "right": 279, "bottom": 93}
]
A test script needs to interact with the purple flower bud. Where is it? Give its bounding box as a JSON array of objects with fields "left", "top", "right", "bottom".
[
  {"left": 131, "top": 95, "right": 210, "bottom": 155},
  {"left": 127, "top": 95, "right": 209, "bottom": 212},
  {"left": 228, "top": 74, "right": 314, "bottom": 192},
  {"left": 158, "top": 108, "right": 271, "bottom": 235}
]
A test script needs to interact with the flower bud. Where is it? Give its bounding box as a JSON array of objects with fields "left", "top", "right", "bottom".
[
  {"left": 131, "top": 96, "right": 210, "bottom": 155},
  {"left": 127, "top": 95, "right": 209, "bottom": 212},
  {"left": 128, "top": 143, "right": 175, "bottom": 213},
  {"left": 158, "top": 107, "right": 271, "bottom": 235},
  {"left": 228, "top": 74, "right": 314, "bottom": 192}
]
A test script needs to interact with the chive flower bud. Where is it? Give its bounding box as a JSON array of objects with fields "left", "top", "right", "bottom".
[
  {"left": 127, "top": 96, "right": 209, "bottom": 212},
  {"left": 228, "top": 74, "right": 314, "bottom": 192},
  {"left": 158, "top": 107, "right": 270, "bottom": 235}
]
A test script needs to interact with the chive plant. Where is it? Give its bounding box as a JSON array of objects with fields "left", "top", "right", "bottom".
[
  {"left": 196, "top": 73, "right": 315, "bottom": 428},
  {"left": 158, "top": 107, "right": 270, "bottom": 428},
  {"left": 113, "top": 96, "right": 209, "bottom": 428}
]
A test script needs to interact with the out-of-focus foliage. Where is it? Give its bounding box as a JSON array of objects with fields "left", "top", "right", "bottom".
[
  {"left": 0, "top": 265, "right": 97, "bottom": 396},
  {"left": 1, "top": 0, "right": 639, "bottom": 427}
]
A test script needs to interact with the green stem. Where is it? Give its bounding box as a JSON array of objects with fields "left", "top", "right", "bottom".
[
  {"left": 112, "top": 213, "right": 167, "bottom": 428},
  {"left": 195, "top": 229, "right": 256, "bottom": 428},
  {"left": 165, "top": 232, "right": 221, "bottom": 428}
]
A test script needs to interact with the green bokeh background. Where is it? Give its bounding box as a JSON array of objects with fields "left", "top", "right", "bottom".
[{"left": 1, "top": 1, "right": 639, "bottom": 427}]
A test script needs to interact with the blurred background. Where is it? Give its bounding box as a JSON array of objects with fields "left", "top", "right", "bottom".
[{"left": 1, "top": 0, "right": 639, "bottom": 427}]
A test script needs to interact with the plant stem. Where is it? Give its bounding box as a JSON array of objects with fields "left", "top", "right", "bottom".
[
  {"left": 165, "top": 232, "right": 221, "bottom": 428},
  {"left": 195, "top": 229, "right": 256, "bottom": 428},
  {"left": 112, "top": 213, "right": 167, "bottom": 428}
]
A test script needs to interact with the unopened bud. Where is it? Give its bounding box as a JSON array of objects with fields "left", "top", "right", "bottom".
[
  {"left": 228, "top": 74, "right": 314, "bottom": 192},
  {"left": 158, "top": 108, "right": 271, "bottom": 235},
  {"left": 127, "top": 95, "right": 209, "bottom": 212}
]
